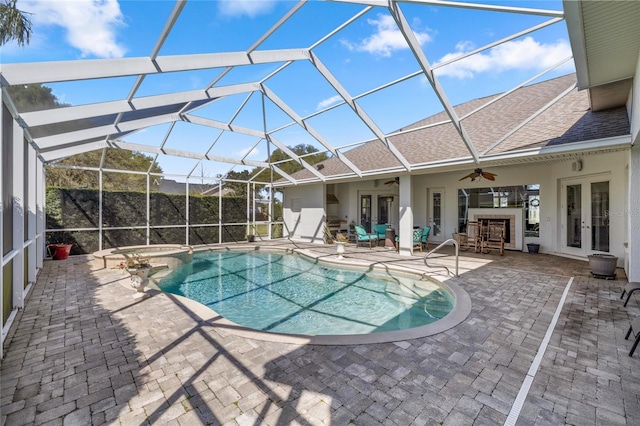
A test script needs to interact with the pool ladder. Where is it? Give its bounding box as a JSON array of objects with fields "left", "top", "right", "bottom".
[{"left": 423, "top": 238, "right": 459, "bottom": 277}]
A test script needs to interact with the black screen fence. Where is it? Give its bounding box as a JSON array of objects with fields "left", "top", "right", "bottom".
[{"left": 45, "top": 184, "right": 283, "bottom": 255}]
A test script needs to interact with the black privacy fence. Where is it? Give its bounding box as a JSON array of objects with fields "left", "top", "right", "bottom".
[{"left": 45, "top": 188, "right": 271, "bottom": 254}]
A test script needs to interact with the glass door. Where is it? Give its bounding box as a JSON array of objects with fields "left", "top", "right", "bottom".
[
  {"left": 590, "top": 181, "right": 610, "bottom": 252},
  {"left": 561, "top": 178, "right": 610, "bottom": 256},
  {"left": 360, "top": 195, "right": 372, "bottom": 232},
  {"left": 428, "top": 188, "right": 444, "bottom": 242},
  {"left": 377, "top": 195, "right": 392, "bottom": 225}
]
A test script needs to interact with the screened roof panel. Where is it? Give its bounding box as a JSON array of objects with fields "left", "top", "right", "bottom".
[
  {"left": 3, "top": 0, "right": 608, "bottom": 186},
  {"left": 10, "top": 76, "right": 138, "bottom": 113},
  {"left": 311, "top": 8, "right": 432, "bottom": 95},
  {"left": 214, "top": 62, "right": 290, "bottom": 87},
  {"left": 256, "top": 2, "right": 367, "bottom": 50},
  {"left": 206, "top": 131, "right": 265, "bottom": 162},
  {"left": 155, "top": 2, "right": 295, "bottom": 56},
  {"left": 134, "top": 69, "right": 224, "bottom": 98},
  {"left": 355, "top": 75, "right": 443, "bottom": 134},
  {"left": 161, "top": 121, "right": 223, "bottom": 155},
  {"left": 304, "top": 103, "right": 378, "bottom": 148},
  {"left": 261, "top": 60, "right": 344, "bottom": 117}
]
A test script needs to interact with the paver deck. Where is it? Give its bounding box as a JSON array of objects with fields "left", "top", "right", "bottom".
[{"left": 2, "top": 241, "right": 639, "bottom": 425}]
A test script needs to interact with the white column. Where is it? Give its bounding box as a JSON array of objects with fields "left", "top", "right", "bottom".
[
  {"left": 27, "top": 145, "right": 37, "bottom": 284},
  {"left": 146, "top": 174, "right": 150, "bottom": 245},
  {"left": 398, "top": 175, "right": 413, "bottom": 256},
  {"left": 628, "top": 143, "right": 640, "bottom": 282},
  {"left": 98, "top": 169, "right": 103, "bottom": 251},
  {"left": 1, "top": 102, "right": 4, "bottom": 346},
  {"left": 12, "top": 121, "right": 25, "bottom": 309},
  {"left": 35, "top": 157, "right": 44, "bottom": 269}
]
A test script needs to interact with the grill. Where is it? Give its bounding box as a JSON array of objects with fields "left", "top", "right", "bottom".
[{"left": 326, "top": 216, "right": 344, "bottom": 236}]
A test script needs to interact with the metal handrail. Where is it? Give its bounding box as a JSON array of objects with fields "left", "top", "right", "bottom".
[{"left": 423, "top": 238, "right": 459, "bottom": 277}]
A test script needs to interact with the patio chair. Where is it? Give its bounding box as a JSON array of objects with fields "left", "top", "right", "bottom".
[
  {"left": 463, "top": 221, "right": 483, "bottom": 253},
  {"left": 421, "top": 226, "right": 431, "bottom": 250},
  {"left": 373, "top": 224, "right": 388, "bottom": 244},
  {"left": 393, "top": 228, "right": 425, "bottom": 252},
  {"left": 621, "top": 282, "right": 640, "bottom": 307},
  {"left": 481, "top": 220, "right": 505, "bottom": 255},
  {"left": 354, "top": 225, "right": 379, "bottom": 248},
  {"left": 625, "top": 317, "right": 640, "bottom": 357},
  {"left": 412, "top": 228, "right": 424, "bottom": 252}
]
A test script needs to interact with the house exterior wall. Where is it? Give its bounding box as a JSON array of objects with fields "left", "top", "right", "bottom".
[
  {"left": 628, "top": 54, "right": 640, "bottom": 281},
  {"left": 409, "top": 151, "right": 628, "bottom": 260},
  {"left": 302, "top": 149, "right": 629, "bottom": 260},
  {"left": 283, "top": 184, "right": 325, "bottom": 244}
]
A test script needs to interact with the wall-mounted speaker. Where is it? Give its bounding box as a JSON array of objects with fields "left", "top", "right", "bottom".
[{"left": 572, "top": 160, "right": 582, "bottom": 172}]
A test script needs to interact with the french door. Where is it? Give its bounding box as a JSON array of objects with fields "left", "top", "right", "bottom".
[
  {"left": 427, "top": 188, "right": 445, "bottom": 242},
  {"left": 561, "top": 177, "right": 610, "bottom": 256}
]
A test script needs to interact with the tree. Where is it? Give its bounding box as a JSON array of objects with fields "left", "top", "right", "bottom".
[
  {"left": 260, "top": 143, "right": 328, "bottom": 177},
  {"left": 6, "top": 84, "right": 162, "bottom": 189},
  {"left": 0, "top": 0, "right": 32, "bottom": 47},
  {"left": 47, "top": 148, "right": 163, "bottom": 191},
  {"left": 225, "top": 170, "right": 252, "bottom": 198},
  {"left": 7, "top": 83, "right": 67, "bottom": 112}
]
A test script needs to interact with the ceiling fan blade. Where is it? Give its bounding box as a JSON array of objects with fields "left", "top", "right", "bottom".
[
  {"left": 385, "top": 177, "right": 399, "bottom": 185},
  {"left": 482, "top": 173, "right": 496, "bottom": 181}
]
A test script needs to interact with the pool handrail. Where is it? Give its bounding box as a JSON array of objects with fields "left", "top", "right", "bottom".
[{"left": 423, "top": 238, "right": 459, "bottom": 277}]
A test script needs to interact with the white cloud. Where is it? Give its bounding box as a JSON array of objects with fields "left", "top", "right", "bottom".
[
  {"left": 239, "top": 147, "right": 260, "bottom": 158},
  {"left": 341, "top": 14, "right": 431, "bottom": 57},
  {"left": 434, "top": 36, "right": 572, "bottom": 79},
  {"left": 23, "top": 0, "right": 125, "bottom": 58},
  {"left": 218, "top": 0, "right": 277, "bottom": 18},
  {"left": 316, "top": 95, "right": 342, "bottom": 110}
]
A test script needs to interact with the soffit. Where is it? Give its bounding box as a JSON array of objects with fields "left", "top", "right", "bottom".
[{"left": 565, "top": 0, "right": 640, "bottom": 110}]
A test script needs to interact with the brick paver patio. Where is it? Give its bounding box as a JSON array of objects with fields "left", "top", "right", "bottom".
[{"left": 2, "top": 242, "right": 639, "bottom": 425}]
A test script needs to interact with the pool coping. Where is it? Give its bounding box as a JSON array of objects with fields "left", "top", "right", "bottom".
[{"left": 122, "top": 245, "right": 472, "bottom": 345}]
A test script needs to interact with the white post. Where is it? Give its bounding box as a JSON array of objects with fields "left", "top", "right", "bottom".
[
  {"left": 98, "top": 169, "right": 103, "bottom": 251},
  {"left": 628, "top": 143, "right": 640, "bottom": 281},
  {"left": 146, "top": 174, "right": 150, "bottom": 245},
  {"left": 398, "top": 175, "right": 413, "bottom": 256},
  {"left": 35, "top": 157, "right": 44, "bottom": 269},
  {"left": 12, "top": 121, "right": 25, "bottom": 309},
  {"left": 1, "top": 102, "right": 4, "bottom": 353},
  {"left": 218, "top": 179, "right": 222, "bottom": 244},
  {"left": 27, "top": 145, "right": 37, "bottom": 284}
]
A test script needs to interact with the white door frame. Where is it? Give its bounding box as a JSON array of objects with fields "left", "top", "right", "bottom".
[
  {"left": 358, "top": 190, "right": 398, "bottom": 231},
  {"left": 560, "top": 174, "right": 610, "bottom": 257},
  {"left": 427, "top": 187, "right": 445, "bottom": 243}
]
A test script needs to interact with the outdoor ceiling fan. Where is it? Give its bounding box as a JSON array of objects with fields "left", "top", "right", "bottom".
[
  {"left": 458, "top": 168, "right": 497, "bottom": 182},
  {"left": 384, "top": 177, "right": 399, "bottom": 186}
]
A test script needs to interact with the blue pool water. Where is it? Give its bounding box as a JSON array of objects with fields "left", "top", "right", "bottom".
[{"left": 157, "top": 251, "right": 454, "bottom": 335}]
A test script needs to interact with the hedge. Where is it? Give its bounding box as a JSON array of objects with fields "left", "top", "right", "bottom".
[{"left": 46, "top": 188, "right": 250, "bottom": 254}]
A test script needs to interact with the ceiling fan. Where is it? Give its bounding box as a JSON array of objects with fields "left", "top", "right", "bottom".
[
  {"left": 459, "top": 168, "right": 497, "bottom": 182},
  {"left": 384, "top": 177, "right": 399, "bottom": 186}
]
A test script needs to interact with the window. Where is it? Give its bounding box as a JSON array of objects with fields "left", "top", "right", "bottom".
[{"left": 458, "top": 185, "right": 540, "bottom": 237}]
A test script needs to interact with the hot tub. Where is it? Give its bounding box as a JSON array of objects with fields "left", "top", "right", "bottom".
[{"left": 93, "top": 244, "right": 193, "bottom": 269}]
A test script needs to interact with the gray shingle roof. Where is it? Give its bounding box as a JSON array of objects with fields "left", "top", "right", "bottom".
[{"left": 283, "top": 73, "right": 630, "bottom": 183}]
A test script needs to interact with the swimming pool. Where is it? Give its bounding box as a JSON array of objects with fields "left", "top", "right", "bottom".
[{"left": 157, "top": 250, "right": 457, "bottom": 339}]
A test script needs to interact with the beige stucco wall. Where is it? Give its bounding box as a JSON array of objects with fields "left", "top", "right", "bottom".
[{"left": 324, "top": 150, "right": 629, "bottom": 260}]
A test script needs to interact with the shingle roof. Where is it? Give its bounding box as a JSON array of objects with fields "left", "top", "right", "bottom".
[{"left": 283, "top": 73, "right": 630, "bottom": 183}]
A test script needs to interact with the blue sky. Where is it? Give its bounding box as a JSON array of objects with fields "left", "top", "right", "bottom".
[{"left": 3, "top": 0, "right": 574, "bottom": 179}]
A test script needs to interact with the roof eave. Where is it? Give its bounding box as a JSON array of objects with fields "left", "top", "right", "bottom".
[{"left": 563, "top": 0, "right": 589, "bottom": 90}]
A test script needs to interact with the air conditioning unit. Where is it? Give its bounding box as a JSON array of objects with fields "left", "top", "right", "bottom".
[{"left": 572, "top": 160, "right": 582, "bottom": 172}]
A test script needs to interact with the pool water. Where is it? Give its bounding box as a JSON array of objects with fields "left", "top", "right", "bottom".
[{"left": 157, "top": 251, "right": 454, "bottom": 336}]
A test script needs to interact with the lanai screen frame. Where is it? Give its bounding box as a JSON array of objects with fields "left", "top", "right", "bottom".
[{"left": 1, "top": 0, "right": 573, "bottom": 350}]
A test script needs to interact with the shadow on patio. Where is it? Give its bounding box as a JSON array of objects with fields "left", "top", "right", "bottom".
[{"left": 2, "top": 244, "right": 640, "bottom": 425}]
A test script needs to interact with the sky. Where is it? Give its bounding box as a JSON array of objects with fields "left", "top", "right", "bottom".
[{"left": 2, "top": 0, "right": 575, "bottom": 179}]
